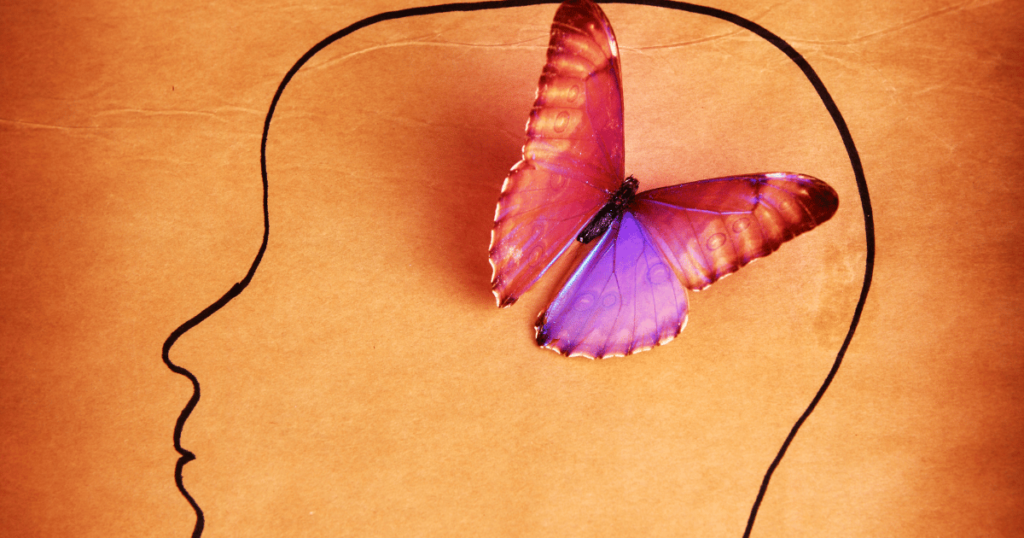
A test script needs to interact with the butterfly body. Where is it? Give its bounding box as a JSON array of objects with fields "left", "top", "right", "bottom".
[
  {"left": 577, "top": 176, "right": 638, "bottom": 243},
  {"left": 489, "top": 0, "right": 838, "bottom": 358}
]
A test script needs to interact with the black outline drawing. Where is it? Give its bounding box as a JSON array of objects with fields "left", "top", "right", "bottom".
[{"left": 162, "top": 1, "right": 874, "bottom": 536}]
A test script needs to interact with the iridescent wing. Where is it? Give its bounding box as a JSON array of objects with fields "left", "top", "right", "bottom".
[
  {"left": 489, "top": 0, "right": 625, "bottom": 307},
  {"left": 536, "top": 211, "right": 689, "bottom": 358},
  {"left": 633, "top": 173, "right": 839, "bottom": 291}
]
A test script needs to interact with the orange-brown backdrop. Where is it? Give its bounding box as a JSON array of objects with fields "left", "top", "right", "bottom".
[{"left": 1, "top": 0, "right": 1021, "bottom": 537}]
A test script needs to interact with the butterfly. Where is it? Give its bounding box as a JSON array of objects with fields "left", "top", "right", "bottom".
[{"left": 488, "top": 0, "right": 838, "bottom": 359}]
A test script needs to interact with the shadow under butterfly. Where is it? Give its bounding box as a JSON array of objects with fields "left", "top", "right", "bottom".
[{"left": 489, "top": 0, "right": 838, "bottom": 359}]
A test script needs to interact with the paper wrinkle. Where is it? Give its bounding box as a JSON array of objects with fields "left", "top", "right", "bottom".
[
  {"left": 914, "top": 85, "right": 1024, "bottom": 117},
  {"left": 628, "top": 5, "right": 779, "bottom": 53},
  {"left": 0, "top": 106, "right": 262, "bottom": 132},
  {"left": 307, "top": 38, "right": 544, "bottom": 73},
  {"left": 93, "top": 106, "right": 263, "bottom": 119},
  {"left": 0, "top": 118, "right": 101, "bottom": 131},
  {"left": 786, "top": 0, "right": 1006, "bottom": 45}
]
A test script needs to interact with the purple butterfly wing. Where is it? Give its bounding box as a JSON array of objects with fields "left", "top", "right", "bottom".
[
  {"left": 633, "top": 173, "right": 839, "bottom": 291},
  {"left": 536, "top": 212, "right": 689, "bottom": 358},
  {"left": 489, "top": 0, "right": 625, "bottom": 307}
]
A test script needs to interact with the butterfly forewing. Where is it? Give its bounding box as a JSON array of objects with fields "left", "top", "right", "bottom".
[
  {"left": 536, "top": 212, "right": 689, "bottom": 358},
  {"left": 489, "top": 0, "right": 625, "bottom": 307},
  {"left": 633, "top": 173, "right": 839, "bottom": 291}
]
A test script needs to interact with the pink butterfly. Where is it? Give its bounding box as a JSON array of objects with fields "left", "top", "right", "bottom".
[{"left": 489, "top": 0, "right": 838, "bottom": 359}]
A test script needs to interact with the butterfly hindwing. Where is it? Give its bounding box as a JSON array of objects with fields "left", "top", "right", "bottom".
[
  {"left": 489, "top": 0, "right": 625, "bottom": 307},
  {"left": 633, "top": 173, "right": 839, "bottom": 291},
  {"left": 536, "top": 211, "right": 689, "bottom": 358}
]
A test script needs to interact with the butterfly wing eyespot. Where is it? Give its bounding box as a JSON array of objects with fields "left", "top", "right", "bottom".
[
  {"left": 536, "top": 212, "right": 689, "bottom": 359},
  {"left": 489, "top": 0, "right": 625, "bottom": 307},
  {"left": 633, "top": 173, "right": 839, "bottom": 291}
]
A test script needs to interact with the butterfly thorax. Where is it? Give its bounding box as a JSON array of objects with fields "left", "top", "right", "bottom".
[{"left": 576, "top": 176, "right": 639, "bottom": 244}]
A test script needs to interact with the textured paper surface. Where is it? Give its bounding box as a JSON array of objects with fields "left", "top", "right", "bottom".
[{"left": 1, "top": 1, "right": 1021, "bottom": 537}]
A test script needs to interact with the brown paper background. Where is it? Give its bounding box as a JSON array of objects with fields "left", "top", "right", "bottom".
[{"left": 1, "top": 0, "right": 1021, "bottom": 536}]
